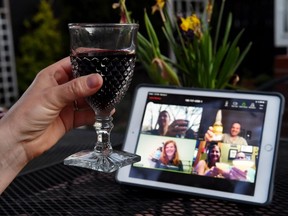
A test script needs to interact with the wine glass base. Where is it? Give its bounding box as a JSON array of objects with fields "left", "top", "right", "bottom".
[{"left": 64, "top": 150, "right": 141, "bottom": 173}]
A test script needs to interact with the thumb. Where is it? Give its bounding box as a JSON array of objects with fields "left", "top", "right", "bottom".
[{"left": 54, "top": 73, "right": 103, "bottom": 106}]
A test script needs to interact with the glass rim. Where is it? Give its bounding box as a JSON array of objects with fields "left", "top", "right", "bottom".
[{"left": 68, "top": 23, "right": 139, "bottom": 28}]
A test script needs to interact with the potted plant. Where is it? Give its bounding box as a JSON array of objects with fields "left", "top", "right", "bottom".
[{"left": 113, "top": 0, "right": 252, "bottom": 89}]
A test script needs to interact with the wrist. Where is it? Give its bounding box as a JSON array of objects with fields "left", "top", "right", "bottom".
[{"left": 0, "top": 120, "right": 29, "bottom": 193}]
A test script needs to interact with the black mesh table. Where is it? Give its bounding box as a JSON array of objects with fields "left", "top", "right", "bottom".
[{"left": 1, "top": 128, "right": 288, "bottom": 215}]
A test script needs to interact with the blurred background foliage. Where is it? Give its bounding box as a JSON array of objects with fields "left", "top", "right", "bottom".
[
  {"left": 15, "top": 0, "right": 117, "bottom": 93},
  {"left": 16, "top": 0, "right": 63, "bottom": 92}
]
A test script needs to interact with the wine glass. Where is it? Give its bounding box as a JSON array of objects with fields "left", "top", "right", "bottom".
[
  {"left": 232, "top": 159, "right": 254, "bottom": 172},
  {"left": 64, "top": 23, "right": 140, "bottom": 173},
  {"left": 215, "top": 162, "right": 230, "bottom": 172}
]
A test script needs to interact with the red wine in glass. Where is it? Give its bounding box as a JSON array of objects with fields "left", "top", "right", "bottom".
[{"left": 71, "top": 49, "right": 136, "bottom": 112}]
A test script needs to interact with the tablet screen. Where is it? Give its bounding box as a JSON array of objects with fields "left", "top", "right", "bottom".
[
  {"left": 117, "top": 85, "right": 283, "bottom": 204},
  {"left": 129, "top": 90, "right": 266, "bottom": 196}
]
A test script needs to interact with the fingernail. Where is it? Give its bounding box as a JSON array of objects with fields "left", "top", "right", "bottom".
[{"left": 87, "top": 74, "right": 102, "bottom": 88}]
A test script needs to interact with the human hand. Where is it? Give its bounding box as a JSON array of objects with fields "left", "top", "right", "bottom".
[
  {"left": 167, "top": 119, "right": 189, "bottom": 137},
  {"left": 228, "top": 167, "right": 247, "bottom": 181},
  {"left": 0, "top": 57, "right": 105, "bottom": 161},
  {"left": 149, "top": 147, "right": 162, "bottom": 162},
  {"left": 205, "top": 166, "right": 221, "bottom": 177},
  {"left": 204, "top": 126, "right": 215, "bottom": 141},
  {"left": 204, "top": 126, "right": 223, "bottom": 142}
]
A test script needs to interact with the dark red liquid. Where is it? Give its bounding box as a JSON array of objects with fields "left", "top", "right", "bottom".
[{"left": 71, "top": 50, "right": 136, "bottom": 111}]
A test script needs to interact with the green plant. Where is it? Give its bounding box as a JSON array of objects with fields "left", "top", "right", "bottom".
[
  {"left": 114, "top": 0, "right": 252, "bottom": 89},
  {"left": 16, "top": 0, "right": 64, "bottom": 93}
]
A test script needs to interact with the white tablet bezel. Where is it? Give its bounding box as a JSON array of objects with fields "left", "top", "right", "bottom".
[{"left": 116, "top": 84, "right": 284, "bottom": 205}]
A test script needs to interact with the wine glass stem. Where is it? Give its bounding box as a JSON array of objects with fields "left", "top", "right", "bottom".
[{"left": 93, "top": 115, "right": 113, "bottom": 156}]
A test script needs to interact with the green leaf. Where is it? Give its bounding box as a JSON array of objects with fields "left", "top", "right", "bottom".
[
  {"left": 231, "top": 41, "right": 253, "bottom": 74},
  {"left": 144, "top": 11, "right": 161, "bottom": 57},
  {"left": 214, "top": 0, "right": 226, "bottom": 52},
  {"left": 221, "top": 13, "right": 232, "bottom": 48},
  {"left": 211, "top": 44, "right": 229, "bottom": 81},
  {"left": 217, "top": 47, "right": 239, "bottom": 88}
]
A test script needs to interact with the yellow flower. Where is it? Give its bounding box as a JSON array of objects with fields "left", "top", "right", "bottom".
[
  {"left": 152, "top": 0, "right": 166, "bottom": 14},
  {"left": 190, "top": 14, "right": 201, "bottom": 29},
  {"left": 157, "top": 0, "right": 166, "bottom": 8},
  {"left": 180, "top": 15, "right": 200, "bottom": 31},
  {"left": 180, "top": 17, "right": 191, "bottom": 32},
  {"left": 180, "top": 14, "right": 202, "bottom": 38}
]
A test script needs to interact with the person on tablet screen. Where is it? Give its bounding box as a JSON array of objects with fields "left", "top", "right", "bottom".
[
  {"left": 154, "top": 140, "right": 183, "bottom": 171},
  {"left": 205, "top": 122, "right": 248, "bottom": 145},
  {"left": 193, "top": 143, "right": 222, "bottom": 176},
  {"left": 222, "top": 151, "right": 255, "bottom": 182},
  {"left": 145, "top": 110, "right": 196, "bottom": 139},
  {"left": 200, "top": 151, "right": 256, "bottom": 182}
]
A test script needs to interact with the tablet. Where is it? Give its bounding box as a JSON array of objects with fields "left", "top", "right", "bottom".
[{"left": 116, "top": 84, "right": 284, "bottom": 205}]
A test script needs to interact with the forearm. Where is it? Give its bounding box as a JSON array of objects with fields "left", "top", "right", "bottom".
[{"left": 0, "top": 121, "right": 28, "bottom": 194}]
